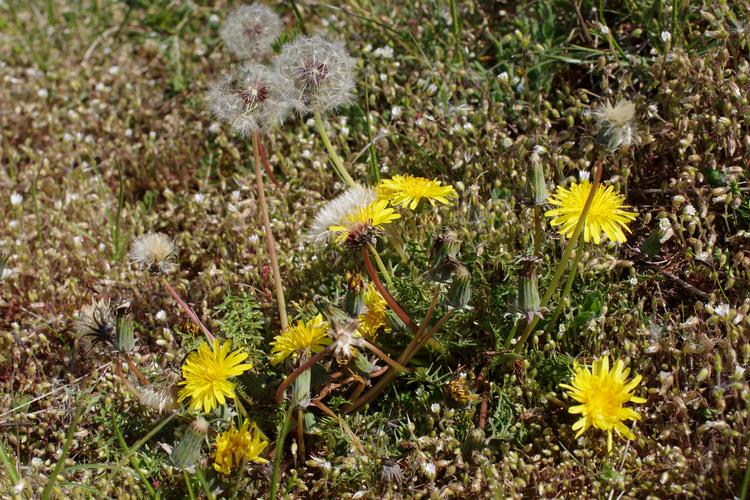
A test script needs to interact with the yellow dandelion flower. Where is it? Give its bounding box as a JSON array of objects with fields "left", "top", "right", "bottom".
[
  {"left": 270, "top": 314, "right": 331, "bottom": 365},
  {"left": 357, "top": 284, "right": 391, "bottom": 339},
  {"left": 377, "top": 174, "right": 457, "bottom": 210},
  {"left": 545, "top": 180, "right": 637, "bottom": 244},
  {"left": 177, "top": 340, "right": 252, "bottom": 413},
  {"left": 213, "top": 420, "right": 269, "bottom": 475},
  {"left": 328, "top": 199, "right": 401, "bottom": 244},
  {"left": 560, "top": 356, "right": 647, "bottom": 452}
]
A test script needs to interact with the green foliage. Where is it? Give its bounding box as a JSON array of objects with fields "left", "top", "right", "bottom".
[{"left": 213, "top": 293, "right": 267, "bottom": 362}]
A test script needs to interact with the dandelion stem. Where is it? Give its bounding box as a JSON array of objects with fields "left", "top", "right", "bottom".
[
  {"left": 543, "top": 242, "right": 584, "bottom": 336},
  {"left": 275, "top": 346, "right": 332, "bottom": 404},
  {"left": 297, "top": 408, "right": 305, "bottom": 459},
  {"left": 257, "top": 137, "right": 281, "bottom": 189},
  {"left": 368, "top": 244, "right": 393, "bottom": 288},
  {"left": 313, "top": 110, "right": 357, "bottom": 188},
  {"left": 163, "top": 279, "right": 215, "bottom": 343},
  {"left": 534, "top": 205, "right": 543, "bottom": 256},
  {"left": 270, "top": 403, "right": 294, "bottom": 500},
  {"left": 401, "top": 290, "right": 440, "bottom": 362},
  {"left": 361, "top": 246, "right": 418, "bottom": 333},
  {"left": 361, "top": 339, "right": 409, "bottom": 373},
  {"left": 514, "top": 163, "right": 602, "bottom": 352},
  {"left": 253, "top": 131, "right": 289, "bottom": 331}
]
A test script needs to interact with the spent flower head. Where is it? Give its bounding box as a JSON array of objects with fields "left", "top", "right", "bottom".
[
  {"left": 177, "top": 340, "right": 253, "bottom": 413},
  {"left": 308, "top": 184, "right": 376, "bottom": 244},
  {"left": 213, "top": 420, "right": 269, "bottom": 474},
  {"left": 545, "top": 180, "right": 637, "bottom": 244},
  {"left": 207, "top": 63, "right": 293, "bottom": 136},
  {"left": 560, "top": 356, "right": 646, "bottom": 452},
  {"left": 75, "top": 298, "right": 115, "bottom": 346},
  {"left": 130, "top": 232, "right": 176, "bottom": 274},
  {"left": 592, "top": 99, "right": 638, "bottom": 151},
  {"left": 275, "top": 34, "right": 356, "bottom": 114},
  {"left": 377, "top": 174, "right": 457, "bottom": 210},
  {"left": 220, "top": 4, "right": 282, "bottom": 60},
  {"left": 330, "top": 317, "right": 365, "bottom": 361},
  {"left": 270, "top": 314, "right": 331, "bottom": 365}
]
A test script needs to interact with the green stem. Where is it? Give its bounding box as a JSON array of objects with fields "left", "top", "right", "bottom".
[
  {"left": 362, "top": 339, "right": 409, "bottom": 373},
  {"left": 183, "top": 471, "right": 195, "bottom": 500},
  {"left": 41, "top": 399, "right": 90, "bottom": 500},
  {"left": 313, "top": 110, "right": 356, "bottom": 188},
  {"left": 253, "top": 131, "right": 289, "bottom": 331},
  {"left": 533, "top": 205, "right": 543, "bottom": 256},
  {"left": 514, "top": 164, "right": 602, "bottom": 352},
  {"left": 368, "top": 244, "right": 393, "bottom": 288},
  {"left": 543, "top": 242, "right": 584, "bottom": 336},
  {"left": 270, "top": 404, "right": 294, "bottom": 500},
  {"left": 276, "top": 346, "right": 332, "bottom": 404}
]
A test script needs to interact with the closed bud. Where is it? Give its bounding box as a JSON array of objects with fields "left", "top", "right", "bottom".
[
  {"left": 115, "top": 315, "right": 136, "bottom": 353},
  {"left": 344, "top": 272, "right": 366, "bottom": 316},
  {"left": 528, "top": 162, "right": 547, "bottom": 205},
  {"left": 446, "top": 265, "right": 472, "bottom": 310},
  {"left": 171, "top": 418, "right": 208, "bottom": 469},
  {"left": 517, "top": 258, "right": 541, "bottom": 314},
  {"left": 430, "top": 231, "right": 461, "bottom": 269}
]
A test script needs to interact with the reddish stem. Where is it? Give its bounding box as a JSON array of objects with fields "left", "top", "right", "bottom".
[
  {"left": 275, "top": 347, "right": 331, "bottom": 404},
  {"left": 361, "top": 246, "right": 418, "bottom": 333},
  {"left": 258, "top": 138, "right": 281, "bottom": 188},
  {"left": 163, "top": 280, "right": 215, "bottom": 343}
]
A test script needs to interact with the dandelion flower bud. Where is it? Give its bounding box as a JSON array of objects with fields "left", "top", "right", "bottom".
[
  {"left": 171, "top": 417, "right": 209, "bottom": 470},
  {"left": 275, "top": 34, "right": 356, "bottom": 115},
  {"left": 207, "top": 63, "right": 293, "bottom": 136},
  {"left": 115, "top": 315, "right": 136, "bottom": 353},
  {"left": 344, "top": 272, "right": 367, "bottom": 317},
  {"left": 517, "top": 258, "right": 541, "bottom": 316},
  {"left": 528, "top": 162, "right": 547, "bottom": 205},
  {"left": 220, "top": 4, "right": 282, "bottom": 60},
  {"left": 592, "top": 99, "right": 638, "bottom": 151},
  {"left": 446, "top": 264, "right": 472, "bottom": 310},
  {"left": 129, "top": 232, "right": 176, "bottom": 274}
]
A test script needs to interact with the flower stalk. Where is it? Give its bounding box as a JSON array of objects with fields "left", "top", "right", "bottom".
[
  {"left": 163, "top": 279, "right": 215, "bottom": 343},
  {"left": 253, "top": 131, "right": 289, "bottom": 331},
  {"left": 313, "top": 110, "right": 356, "bottom": 188},
  {"left": 361, "top": 246, "right": 418, "bottom": 333},
  {"left": 514, "top": 163, "right": 603, "bottom": 352}
]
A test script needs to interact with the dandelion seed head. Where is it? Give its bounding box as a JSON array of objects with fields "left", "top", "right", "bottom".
[
  {"left": 592, "top": 99, "right": 638, "bottom": 151},
  {"left": 220, "top": 4, "right": 282, "bottom": 60},
  {"left": 330, "top": 317, "right": 364, "bottom": 361},
  {"left": 207, "top": 63, "right": 293, "bottom": 136},
  {"left": 130, "top": 232, "right": 176, "bottom": 274},
  {"left": 275, "top": 34, "right": 356, "bottom": 115},
  {"left": 308, "top": 185, "right": 376, "bottom": 244}
]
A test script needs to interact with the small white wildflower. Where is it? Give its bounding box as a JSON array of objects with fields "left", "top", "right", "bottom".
[
  {"left": 10, "top": 192, "right": 23, "bottom": 206},
  {"left": 683, "top": 204, "right": 697, "bottom": 217},
  {"left": 600, "top": 25, "right": 610, "bottom": 35},
  {"left": 308, "top": 184, "right": 376, "bottom": 244},
  {"left": 156, "top": 310, "right": 167, "bottom": 322},
  {"left": 714, "top": 303, "right": 731, "bottom": 318},
  {"left": 391, "top": 105, "right": 402, "bottom": 118},
  {"left": 129, "top": 232, "right": 176, "bottom": 274},
  {"left": 31, "top": 457, "right": 43, "bottom": 467},
  {"left": 592, "top": 99, "right": 638, "bottom": 151},
  {"left": 95, "top": 82, "right": 106, "bottom": 92},
  {"left": 373, "top": 46, "right": 394, "bottom": 58},
  {"left": 275, "top": 34, "right": 356, "bottom": 115},
  {"left": 208, "top": 14, "right": 220, "bottom": 24},
  {"left": 629, "top": 276, "right": 638, "bottom": 285},
  {"left": 248, "top": 234, "right": 260, "bottom": 246},
  {"left": 37, "top": 88, "right": 48, "bottom": 98},
  {"left": 341, "top": 126, "right": 349, "bottom": 136},
  {"left": 661, "top": 31, "right": 672, "bottom": 43},
  {"left": 422, "top": 461, "right": 437, "bottom": 481},
  {"left": 149, "top": 131, "right": 157, "bottom": 140},
  {"left": 497, "top": 71, "right": 509, "bottom": 82},
  {"left": 207, "top": 63, "right": 293, "bottom": 136},
  {"left": 14, "top": 480, "right": 26, "bottom": 494},
  {"left": 124, "top": 128, "right": 133, "bottom": 137},
  {"left": 108, "top": 65, "right": 120, "bottom": 75},
  {"left": 220, "top": 4, "right": 282, "bottom": 60},
  {"left": 379, "top": 73, "right": 387, "bottom": 82},
  {"left": 578, "top": 170, "right": 591, "bottom": 181},
  {"left": 430, "top": 403, "right": 441, "bottom": 413},
  {"left": 63, "top": 132, "right": 73, "bottom": 142}
]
